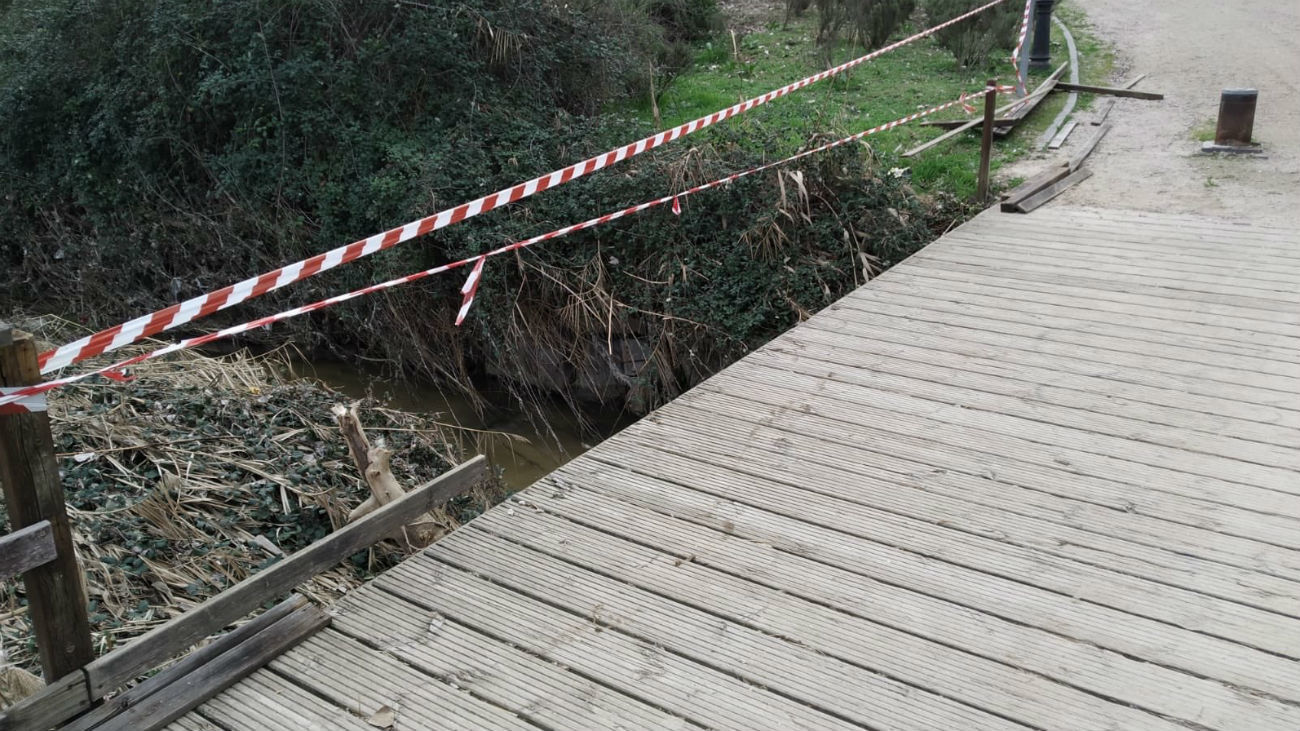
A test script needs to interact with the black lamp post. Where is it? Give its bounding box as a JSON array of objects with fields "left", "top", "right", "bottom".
[{"left": 1029, "top": 0, "right": 1055, "bottom": 70}]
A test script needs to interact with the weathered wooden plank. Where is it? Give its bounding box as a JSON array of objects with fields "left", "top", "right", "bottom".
[
  {"left": 196, "top": 669, "right": 371, "bottom": 731},
  {"left": 829, "top": 290, "right": 1300, "bottom": 387},
  {"left": 678, "top": 355, "right": 1300, "bottom": 551},
  {"left": 612, "top": 395, "right": 1300, "bottom": 599},
  {"left": 930, "top": 228, "right": 1300, "bottom": 283},
  {"left": 1011, "top": 167, "right": 1093, "bottom": 212},
  {"left": 0, "top": 672, "right": 89, "bottom": 731},
  {"left": 590, "top": 412, "right": 1300, "bottom": 652},
  {"left": 1047, "top": 120, "right": 1079, "bottom": 149},
  {"left": 903, "top": 249, "right": 1300, "bottom": 315},
  {"left": 422, "top": 533, "right": 1028, "bottom": 731},
  {"left": 0, "top": 331, "right": 93, "bottom": 681},
  {"left": 484, "top": 493, "right": 1300, "bottom": 731},
  {"left": 0, "top": 520, "right": 56, "bottom": 581},
  {"left": 64, "top": 595, "right": 310, "bottom": 731},
  {"left": 684, "top": 376, "right": 1300, "bottom": 529},
  {"left": 329, "top": 594, "right": 699, "bottom": 730},
  {"left": 271, "top": 628, "right": 540, "bottom": 731},
  {"left": 94, "top": 602, "right": 329, "bottom": 731},
  {"left": 1055, "top": 82, "right": 1164, "bottom": 99},
  {"left": 372, "top": 559, "right": 865, "bottom": 730},
  {"left": 999, "top": 165, "right": 1072, "bottom": 210},
  {"left": 83, "top": 456, "right": 487, "bottom": 698},
  {"left": 1009, "top": 208, "right": 1300, "bottom": 247},
  {"left": 554, "top": 454, "right": 1300, "bottom": 701},
  {"left": 783, "top": 317, "right": 1300, "bottom": 433},
  {"left": 463, "top": 513, "right": 1185, "bottom": 731},
  {"left": 762, "top": 329, "right": 1300, "bottom": 453},
  {"left": 1069, "top": 122, "right": 1111, "bottom": 169},
  {"left": 904, "top": 64, "right": 1067, "bottom": 157},
  {"left": 161, "top": 714, "right": 221, "bottom": 731}
]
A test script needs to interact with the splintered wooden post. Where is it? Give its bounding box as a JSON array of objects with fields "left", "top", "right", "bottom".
[
  {"left": 976, "top": 79, "right": 997, "bottom": 203},
  {"left": 0, "top": 327, "right": 94, "bottom": 681}
]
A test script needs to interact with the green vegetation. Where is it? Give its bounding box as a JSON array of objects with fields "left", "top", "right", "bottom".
[{"left": 0, "top": 0, "right": 1111, "bottom": 422}]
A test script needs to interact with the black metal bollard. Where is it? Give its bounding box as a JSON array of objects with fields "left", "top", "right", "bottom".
[
  {"left": 1215, "top": 89, "right": 1258, "bottom": 146},
  {"left": 1029, "top": 0, "right": 1055, "bottom": 70}
]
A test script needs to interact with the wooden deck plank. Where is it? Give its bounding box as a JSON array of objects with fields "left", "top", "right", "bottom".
[
  {"left": 571, "top": 430, "right": 1300, "bottom": 659},
  {"left": 673, "top": 385, "right": 1300, "bottom": 538},
  {"left": 177, "top": 206, "right": 1300, "bottom": 730},
  {"left": 764, "top": 330, "right": 1300, "bottom": 447},
  {"left": 597, "top": 409, "right": 1300, "bottom": 602},
  {"left": 372, "top": 556, "right": 865, "bottom": 730},
  {"left": 817, "top": 297, "right": 1299, "bottom": 396},
  {"left": 269, "top": 629, "right": 539, "bottom": 731},
  {"left": 465, "top": 511, "right": 1192, "bottom": 731},
  {"left": 893, "top": 262, "right": 1300, "bottom": 332},
  {"left": 417, "top": 536, "right": 1025, "bottom": 730},
  {"left": 553, "top": 455, "right": 1300, "bottom": 702},
  {"left": 505, "top": 485, "right": 1300, "bottom": 731},
  {"left": 782, "top": 316, "right": 1300, "bottom": 429},
  {"left": 329, "top": 587, "right": 701, "bottom": 730}
]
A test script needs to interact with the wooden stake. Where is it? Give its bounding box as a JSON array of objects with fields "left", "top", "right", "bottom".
[
  {"left": 976, "top": 79, "right": 996, "bottom": 204},
  {"left": 0, "top": 327, "right": 93, "bottom": 681}
]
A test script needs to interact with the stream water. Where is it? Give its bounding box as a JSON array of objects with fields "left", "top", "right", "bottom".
[{"left": 288, "top": 360, "right": 631, "bottom": 490}]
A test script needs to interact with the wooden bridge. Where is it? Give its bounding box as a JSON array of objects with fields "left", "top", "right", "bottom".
[{"left": 91, "top": 206, "right": 1300, "bottom": 728}]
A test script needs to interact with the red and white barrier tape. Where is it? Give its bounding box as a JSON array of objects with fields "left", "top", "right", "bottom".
[
  {"left": 36, "top": 0, "right": 1009, "bottom": 376},
  {"left": 0, "top": 388, "right": 47, "bottom": 415},
  {"left": 1010, "top": 0, "right": 1033, "bottom": 94},
  {"left": 0, "top": 87, "right": 1011, "bottom": 410}
]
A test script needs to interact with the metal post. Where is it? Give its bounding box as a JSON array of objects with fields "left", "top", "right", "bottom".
[
  {"left": 1215, "top": 89, "right": 1258, "bottom": 145},
  {"left": 976, "top": 79, "right": 997, "bottom": 204},
  {"left": 0, "top": 326, "right": 94, "bottom": 680},
  {"left": 1029, "top": 0, "right": 1055, "bottom": 70}
]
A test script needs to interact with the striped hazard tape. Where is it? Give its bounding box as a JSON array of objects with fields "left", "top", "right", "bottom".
[
  {"left": 1010, "top": 0, "right": 1034, "bottom": 94},
  {"left": 36, "top": 0, "right": 1010, "bottom": 375},
  {"left": 0, "top": 388, "right": 47, "bottom": 415},
  {"left": 0, "top": 86, "right": 1012, "bottom": 411}
]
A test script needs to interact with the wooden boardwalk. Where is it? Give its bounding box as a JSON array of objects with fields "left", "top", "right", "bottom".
[{"left": 173, "top": 206, "right": 1300, "bottom": 730}]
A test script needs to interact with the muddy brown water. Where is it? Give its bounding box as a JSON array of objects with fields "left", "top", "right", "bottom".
[{"left": 288, "top": 360, "right": 629, "bottom": 490}]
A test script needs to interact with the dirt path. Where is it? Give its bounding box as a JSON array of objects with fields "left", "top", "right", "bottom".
[{"left": 1015, "top": 0, "right": 1300, "bottom": 225}]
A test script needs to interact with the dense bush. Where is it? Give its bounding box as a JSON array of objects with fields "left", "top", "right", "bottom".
[
  {"left": 922, "top": 0, "right": 1022, "bottom": 66},
  {"left": 0, "top": 0, "right": 947, "bottom": 420},
  {"left": 786, "top": 0, "right": 916, "bottom": 49}
]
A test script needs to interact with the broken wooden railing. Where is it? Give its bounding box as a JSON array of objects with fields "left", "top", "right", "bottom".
[{"left": 0, "top": 326, "right": 488, "bottom": 731}]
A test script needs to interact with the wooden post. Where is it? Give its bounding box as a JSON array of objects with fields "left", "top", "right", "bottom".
[
  {"left": 976, "top": 79, "right": 997, "bottom": 204},
  {"left": 0, "top": 327, "right": 93, "bottom": 680}
]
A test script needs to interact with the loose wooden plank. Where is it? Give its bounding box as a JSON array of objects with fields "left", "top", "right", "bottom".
[
  {"left": 904, "top": 64, "right": 1068, "bottom": 157},
  {"left": 0, "top": 520, "right": 55, "bottom": 581},
  {"left": 94, "top": 603, "right": 330, "bottom": 731},
  {"left": 64, "top": 595, "right": 310, "bottom": 731},
  {"left": 1011, "top": 167, "right": 1093, "bottom": 212},
  {"left": 1047, "top": 120, "right": 1080, "bottom": 149},
  {"left": 999, "top": 165, "right": 1072, "bottom": 210},
  {"left": 82, "top": 456, "right": 487, "bottom": 699},
  {"left": 1091, "top": 99, "right": 1115, "bottom": 124},
  {"left": 1055, "top": 82, "right": 1164, "bottom": 99},
  {"left": 1069, "top": 123, "right": 1111, "bottom": 169}
]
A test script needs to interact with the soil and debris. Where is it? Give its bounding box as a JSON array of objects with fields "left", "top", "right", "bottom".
[{"left": 0, "top": 317, "right": 504, "bottom": 677}]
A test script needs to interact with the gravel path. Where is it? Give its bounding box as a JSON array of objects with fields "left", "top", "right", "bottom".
[{"left": 1012, "top": 0, "right": 1300, "bottom": 225}]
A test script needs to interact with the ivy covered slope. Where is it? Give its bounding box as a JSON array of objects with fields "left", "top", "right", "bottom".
[{"left": 1, "top": 0, "right": 983, "bottom": 413}]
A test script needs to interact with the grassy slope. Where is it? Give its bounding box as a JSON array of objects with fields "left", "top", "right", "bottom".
[{"left": 620, "top": 0, "right": 1112, "bottom": 199}]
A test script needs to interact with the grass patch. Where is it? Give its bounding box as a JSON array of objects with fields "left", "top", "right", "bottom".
[{"left": 620, "top": 0, "right": 1114, "bottom": 199}]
